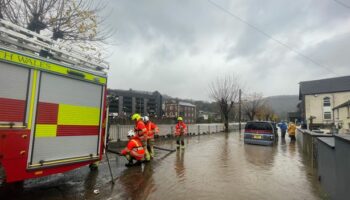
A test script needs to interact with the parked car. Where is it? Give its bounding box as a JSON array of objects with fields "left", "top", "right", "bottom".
[{"left": 244, "top": 121, "right": 275, "bottom": 146}]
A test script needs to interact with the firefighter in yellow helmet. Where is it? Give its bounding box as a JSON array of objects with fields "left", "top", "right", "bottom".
[
  {"left": 175, "top": 117, "right": 187, "bottom": 148},
  {"left": 131, "top": 113, "right": 150, "bottom": 161}
]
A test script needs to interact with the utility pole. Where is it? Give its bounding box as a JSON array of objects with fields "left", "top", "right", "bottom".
[{"left": 239, "top": 89, "right": 242, "bottom": 132}]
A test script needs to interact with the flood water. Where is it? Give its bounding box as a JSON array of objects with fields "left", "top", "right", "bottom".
[{"left": 0, "top": 132, "right": 328, "bottom": 200}]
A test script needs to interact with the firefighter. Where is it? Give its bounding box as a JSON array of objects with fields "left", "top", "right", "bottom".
[
  {"left": 120, "top": 130, "right": 145, "bottom": 167},
  {"left": 288, "top": 122, "right": 296, "bottom": 141},
  {"left": 143, "top": 116, "right": 159, "bottom": 159},
  {"left": 131, "top": 113, "right": 150, "bottom": 161},
  {"left": 175, "top": 117, "right": 187, "bottom": 148}
]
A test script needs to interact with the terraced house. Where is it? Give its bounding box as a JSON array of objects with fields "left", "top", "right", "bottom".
[{"left": 299, "top": 76, "right": 350, "bottom": 132}]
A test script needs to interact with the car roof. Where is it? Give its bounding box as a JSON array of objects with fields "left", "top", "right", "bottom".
[{"left": 246, "top": 121, "right": 272, "bottom": 124}]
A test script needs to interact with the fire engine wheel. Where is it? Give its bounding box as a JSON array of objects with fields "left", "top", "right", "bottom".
[{"left": 0, "top": 165, "right": 5, "bottom": 187}]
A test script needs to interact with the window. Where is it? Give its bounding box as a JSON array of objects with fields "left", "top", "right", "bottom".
[
  {"left": 245, "top": 122, "right": 273, "bottom": 131},
  {"left": 324, "top": 112, "right": 332, "bottom": 120},
  {"left": 323, "top": 97, "right": 331, "bottom": 106},
  {"left": 336, "top": 109, "right": 339, "bottom": 119}
]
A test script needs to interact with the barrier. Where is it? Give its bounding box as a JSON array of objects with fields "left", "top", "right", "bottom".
[{"left": 108, "top": 123, "right": 242, "bottom": 141}]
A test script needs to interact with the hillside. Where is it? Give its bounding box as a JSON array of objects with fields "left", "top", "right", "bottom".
[{"left": 265, "top": 95, "right": 299, "bottom": 120}]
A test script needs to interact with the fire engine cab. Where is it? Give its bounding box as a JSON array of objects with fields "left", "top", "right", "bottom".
[{"left": 0, "top": 20, "right": 108, "bottom": 185}]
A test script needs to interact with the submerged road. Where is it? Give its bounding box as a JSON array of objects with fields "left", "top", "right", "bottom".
[{"left": 0, "top": 132, "right": 328, "bottom": 200}]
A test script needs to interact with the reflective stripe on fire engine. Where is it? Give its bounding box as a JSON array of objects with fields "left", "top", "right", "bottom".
[
  {"left": 57, "top": 104, "right": 100, "bottom": 126},
  {"left": 0, "top": 49, "right": 106, "bottom": 84},
  {"left": 35, "top": 124, "right": 57, "bottom": 137},
  {"left": 28, "top": 70, "right": 38, "bottom": 129}
]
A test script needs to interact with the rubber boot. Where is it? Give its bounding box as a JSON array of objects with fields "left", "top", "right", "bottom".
[
  {"left": 144, "top": 146, "right": 151, "bottom": 161},
  {"left": 134, "top": 161, "right": 142, "bottom": 166},
  {"left": 181, "top": 140, "right": 185, "bottom": 149},
  {"left": 125, "top": 160, "right": 134, "bottom": 167}
]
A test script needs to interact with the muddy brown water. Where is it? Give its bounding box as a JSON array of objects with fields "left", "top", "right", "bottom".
[{"left": 0, "top": 132, "right": 328, "bottom": 200}]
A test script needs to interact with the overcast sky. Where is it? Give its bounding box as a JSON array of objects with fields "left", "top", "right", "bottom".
[{"left": 104, "top": 0, "right": 350, "bottom": 101}]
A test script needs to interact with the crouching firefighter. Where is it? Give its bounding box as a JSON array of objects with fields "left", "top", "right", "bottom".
[{"left": 120, "top": 130, "right": 145, "bottom": 167}]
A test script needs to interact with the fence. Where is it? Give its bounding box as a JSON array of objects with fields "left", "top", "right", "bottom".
[
  {"left": 109, "top": 123, "right": 242, "bottom": 141},
  {"left": 296, "top": 128, "right": 333, "bottom": 168}
]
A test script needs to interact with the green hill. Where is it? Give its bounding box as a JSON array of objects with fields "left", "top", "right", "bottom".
[{"left": 265, "top": 95, "right": 299, "bottom": 120}]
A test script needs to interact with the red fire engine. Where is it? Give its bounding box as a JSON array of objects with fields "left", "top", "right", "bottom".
[{"left": 0, "top": 20, "right": 109, "bottom": 185}]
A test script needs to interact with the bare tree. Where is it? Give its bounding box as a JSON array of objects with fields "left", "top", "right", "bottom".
[
  {"left": 242, "top": 93, "right": 266, "bottom": 121},
  {"left": 1, "top": 0, "right": 23, "bottom": 24},
  {"left": 0, "top": 0, "right": 112, "bottom": 55},
  {"left": 209, "top": 74, "right": 240, "bottom": 132},
  {"left": 257, "top": 104, "right": 274, "bottom": 121}
]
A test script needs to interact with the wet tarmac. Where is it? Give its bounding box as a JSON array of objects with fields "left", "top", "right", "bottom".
[{"left": 0, "top": 132, "right": 328, "bottom": 200}]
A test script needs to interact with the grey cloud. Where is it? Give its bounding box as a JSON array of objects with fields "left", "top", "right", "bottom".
[
  {"left": 104, "top": 0, "right": 350, "bottom": 100},
  {"left": 303, "top": 32, "right": 350, "bottom": 72}
]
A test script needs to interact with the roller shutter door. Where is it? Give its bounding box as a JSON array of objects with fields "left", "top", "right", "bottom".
[
  {"left": 31, "top": 72, "right": 103, "bottom": 164},
  {"left": 0, "top": 62, "right": 29, "bottom": 126}
]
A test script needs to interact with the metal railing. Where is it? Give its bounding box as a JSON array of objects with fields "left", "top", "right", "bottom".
[{"left": 108, "top": 123, "right": 242, "bottom": 141}]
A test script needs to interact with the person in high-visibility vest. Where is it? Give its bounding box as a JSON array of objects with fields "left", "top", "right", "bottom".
[
  {"left": 143, "top": 116, "right": 159, "bottom": 159},
  {"left": 288, "top": 122, "right": 296, "bottom": 141},
  {"left": 131, "top": 113, "right": 150, "bottom": 161},
  {"left": 175, "top": 117, "right": 187, "bottom": 148},
  {"left": 120, "top": 130, "right": 145, "bottom": 167}
]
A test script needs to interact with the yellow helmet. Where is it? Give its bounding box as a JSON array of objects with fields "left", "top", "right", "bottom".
[
  {"left": 131, "top": 113, "right": 141, "bottom": 121},
  {"left": 177, "top": 117, "right": 183, "bottom": 121}
]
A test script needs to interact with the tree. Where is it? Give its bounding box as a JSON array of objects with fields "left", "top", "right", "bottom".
[
  {"left": 257, "top": 105, "right": 274, "bottom": 121},
  {"left": 209, "top": 74, "right": 240, "bottom": 132},
  {"left": 0, "top": 0, "right": 112, "bottom": 56},
  {"left": 242, "top": 93, "right": 266, "bottom": 121}
]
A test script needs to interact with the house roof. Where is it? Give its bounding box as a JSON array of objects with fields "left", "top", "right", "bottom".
[
  {"left": 179, "top": 101, "right": 196, "bottom": 107},
  {"left": 333, "top": 100, "right": 350, "bottom": 110},
  {"left": 299, "top": 75, "right": 350, "bottom": 100}
]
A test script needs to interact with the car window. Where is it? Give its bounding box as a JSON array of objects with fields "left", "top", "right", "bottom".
[{"left": 245, "top": 122, "right": 273, "bottom": 131}]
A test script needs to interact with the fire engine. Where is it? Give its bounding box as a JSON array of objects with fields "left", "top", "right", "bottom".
[{"left": 0, "top": 19, "right": 109, "bottom": 185}]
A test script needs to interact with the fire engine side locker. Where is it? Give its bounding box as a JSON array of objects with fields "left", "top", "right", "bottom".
[
  {"left": 0, "top": 62, "right": 31, "bottom": 161},
  {"left": 0, "top": 60, "right": 33, "bottom": 182},
  {"left": 0, "top": 47, "right": 107, "bottom": 182},
  {"left": 29, "top": 71, "right": 103, "bottom": 167}
]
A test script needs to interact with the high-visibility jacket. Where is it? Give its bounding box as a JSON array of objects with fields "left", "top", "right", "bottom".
[
  {"left": 135, "top": 119, "right": 147, "bottom": 141},
  {"left": 175, "top": 122, "right": 187, "bottom": 136},
  {"left": 288, "top": 124, "right": 296, "bottom": 136},
  {"left": 121, "top": 137, "right": 145, "bottom": 161},
  {"left": 145, "top": 121, "right": 159, "bottom": 139}
]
